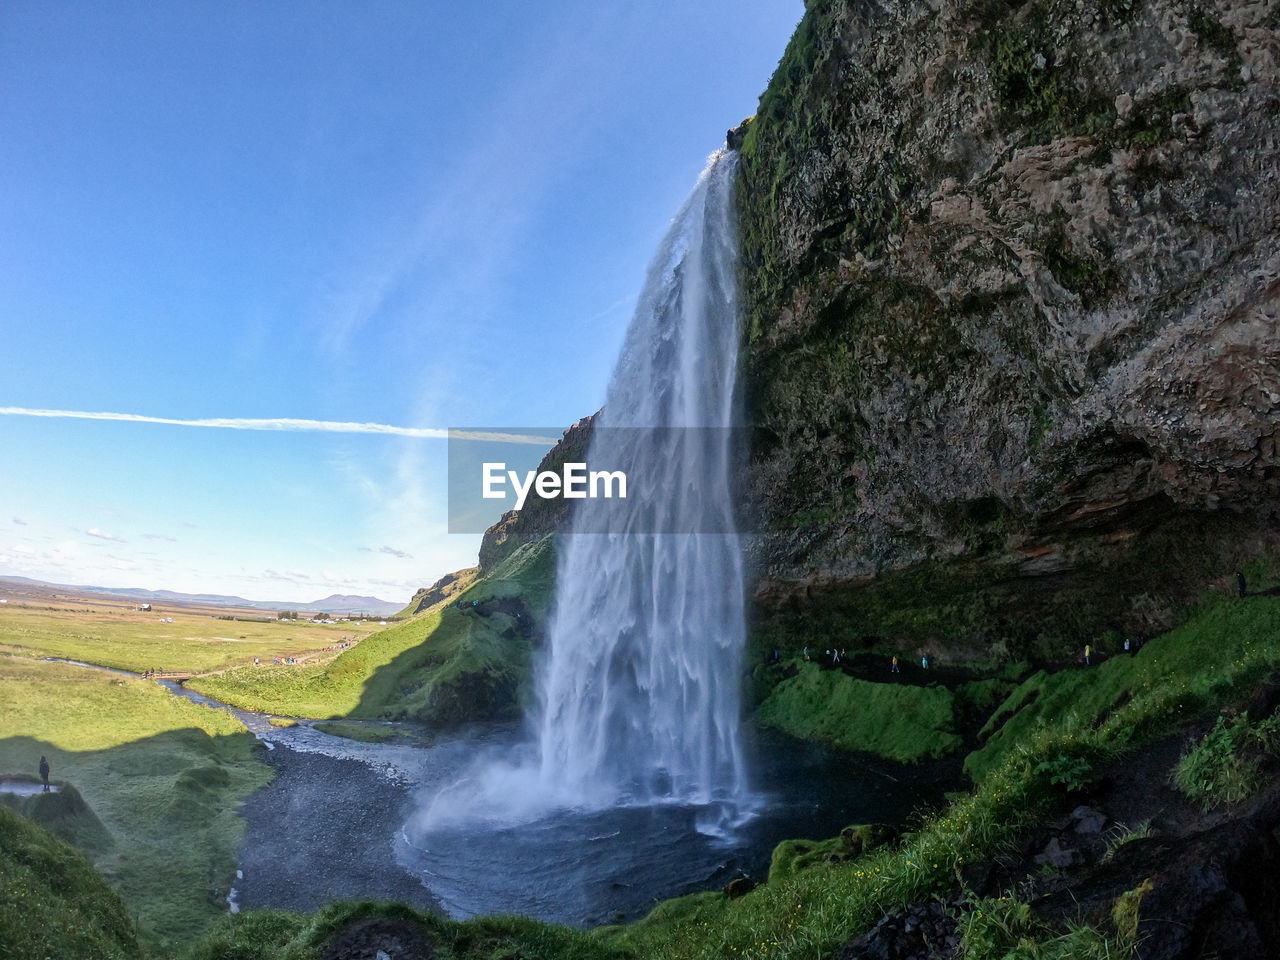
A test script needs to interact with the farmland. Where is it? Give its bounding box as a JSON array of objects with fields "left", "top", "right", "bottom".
[{"left": 0, "top": 591, "right": 384, "bottom": 676}]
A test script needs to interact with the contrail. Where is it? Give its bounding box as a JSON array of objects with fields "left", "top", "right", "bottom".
[{"left": 0, "top": 407, "right": 558, "bottom": 445}]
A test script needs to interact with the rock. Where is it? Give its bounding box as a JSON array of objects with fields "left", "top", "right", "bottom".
[
  {"left": 727, "top": 119, "right": 750, "bottom": 151},
  {"left": 1072, "top": 809, "right": 1109, "bottom": 836},
  {"left": 1035, "top": 836, "right": 1080, "bottom": 869},
  {"left": 321, "top": 915, "right": 433, "bottom": 960},
  {"left": 835, "top": 899, "right": 961, "bottom": 960},
  {"left": 739, "top": 0, "right": 1280, "bottom": 655},
  {"left": 723, "top": 875, "right": 757, "bottom": 899}
]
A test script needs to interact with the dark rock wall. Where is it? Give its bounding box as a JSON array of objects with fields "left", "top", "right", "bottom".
[{"left": 738, "top": 0, "right": 1280, "bottom": 656}]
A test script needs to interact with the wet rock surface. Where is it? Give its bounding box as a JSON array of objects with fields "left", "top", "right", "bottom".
[{"left": 236, "top": 743, "right": 438, "bottom": 914}]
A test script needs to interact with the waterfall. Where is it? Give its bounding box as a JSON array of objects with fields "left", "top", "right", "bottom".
[{"left": 535, "top": 148, "right": 749, "bottom": 808}]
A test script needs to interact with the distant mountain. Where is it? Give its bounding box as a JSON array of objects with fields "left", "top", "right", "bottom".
[{"left": 0, "top": 576, "right": 402, "bottom": 617}]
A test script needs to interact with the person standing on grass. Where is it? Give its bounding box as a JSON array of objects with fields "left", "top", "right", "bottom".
[
  {"left": 891, "top": 655, "right": 900, "bottom": 674},
  {"left": 1084, "top": 643, "right": 1092, "bottom": 666},
  {"left": 38, "top": 755, "right": 50, "bottom": 792}
]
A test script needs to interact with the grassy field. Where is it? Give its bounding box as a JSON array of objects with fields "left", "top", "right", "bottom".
[
  {"left": 0, "top": 655, "right": 272, "bottom": 948},
  {"left": 0, "top": 600, "right": 383, "bottom": 675},
  {"left": 189, "top": 539, "right": 555, "bottom": 723}
]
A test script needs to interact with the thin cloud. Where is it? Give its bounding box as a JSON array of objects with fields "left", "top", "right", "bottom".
[
  {"left": 0, "top": 408, "right": 556, "bottom": 445},
  {"left": 86, "top": 528, "right": 124, "bottom": 543},
  {"left": 141, "top": 533, "right": 179, "bottom": 542},
  {"left": 12, "top": 517, "right": 27, "bottom": 525},
  {"left": 379, "top": 545, "right": 413, "bottom": 560}
]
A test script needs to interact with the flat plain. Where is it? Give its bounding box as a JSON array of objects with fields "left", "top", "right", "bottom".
[{"left": 0, "top": 582, "right": 384, "bottom": 675}]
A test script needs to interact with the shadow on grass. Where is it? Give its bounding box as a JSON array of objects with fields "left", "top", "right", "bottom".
[{"left": 0, "top": 727, "right": 271, "bottom": 950}]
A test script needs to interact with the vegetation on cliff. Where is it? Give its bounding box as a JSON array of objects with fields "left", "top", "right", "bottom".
[
  {"left": 737, "top": 0, "right": 1280, "bottom": 656},
  {"left": 188, "top": 538, "right": 555, "bottom": 725}
]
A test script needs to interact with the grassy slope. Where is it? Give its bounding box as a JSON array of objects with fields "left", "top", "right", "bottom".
[
  {"left": 755, "top": 662, "right": 962, "bottom": 762},
  {"left": 187, "top": 538, "right": 556, "bottom": 724},
  {"left": 966, "top": 594, "right": 1280, "bottom": 781},
  {"left": 0, "top": 656, "right": 271, "bottom": 948},
  {"left": 0, "top": 602, "right": 380, "bottom": 675},
  {"left": 589, "top": 595, "right": 1280, "bottom": 959},
  {"left": 0, "top": 804, "right": 146, "bottom": 960}
]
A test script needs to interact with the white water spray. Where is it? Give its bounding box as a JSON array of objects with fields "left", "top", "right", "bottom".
[{"left": 535, "top": 148, "right": 749, "bottom": 809}]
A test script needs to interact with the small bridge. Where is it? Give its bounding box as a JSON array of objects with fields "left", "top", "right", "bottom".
[{"left": 143, "top": 670, "right": 195, "bottom": 682}]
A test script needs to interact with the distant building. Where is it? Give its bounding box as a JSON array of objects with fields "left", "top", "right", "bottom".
[{"left": 139, "top": 603, "right": 152, "bottom": 612}]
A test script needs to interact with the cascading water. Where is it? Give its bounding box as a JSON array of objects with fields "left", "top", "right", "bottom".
[
  {"left": 535, "top": 147, "right": 749, "bottom": 809},
  {"left": 400, "top": 148, "right": 775, "bottom": 921}
]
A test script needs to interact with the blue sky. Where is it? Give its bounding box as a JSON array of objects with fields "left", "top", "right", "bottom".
[{"left": 0, "top": 2, "right": 800, "bottom": 603}]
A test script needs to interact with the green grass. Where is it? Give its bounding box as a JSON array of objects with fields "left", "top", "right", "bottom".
[
  {"left": 1172, "top": 710, "right": 1280, "bottom": 809},
  {"left": 189, "top": 899, "right": 622, "bottom": 960},
  {"left": 0, "top": 779, "right": 115, "bottom": 854},
  {"left": 966, "top": 595, "right": 1280, "bottom": 782},
  {"left": 956, "top": 892, "right": 1134, "bottom": 960},
  {"left": 588, "top": 595, "right": 1280, "bottom": 959},
  {"left": 0, "top": 804, "right": 146, "bottom": 960},
  {"left": 0, "top": 601, "right": 380, "bottom": 675},
  {"left": 756, "top": 662, "right": 963, "bottom": 762},
  {"left": 0, "top": 656, "right": 272, "bottom": 948},
  {"left": 189, "top": 538, "right": 556, "bottom": 725}
]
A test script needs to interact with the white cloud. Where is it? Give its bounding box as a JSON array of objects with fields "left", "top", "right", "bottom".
[
  {"left": 12, "top": 517, "right": 27, "bottom": 525},
  {"left": 86, "top": 527, "right": 124, "bottom": 543},
  {"left": 0, "top": 407, "right": 555, "bottom": 444}
]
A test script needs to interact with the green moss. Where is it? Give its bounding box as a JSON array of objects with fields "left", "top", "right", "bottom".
[
  {"left": 984, "top": 3, "right": 1115, "bottom": 143},
  {"left": 1040, "top": 215, "right": 1117, "bottom": 305},
  {"left": 190, "top": 898, "right": 623, "bottom": 960},
  {"left": 1187, "top": 6, "right": 1240, "bottom": 63},
  {"left": 768, "top": 823, "right": 898, "bottom": 883},
  {"left": 756, "top": 663, "right": 962, "bottom": 762}
]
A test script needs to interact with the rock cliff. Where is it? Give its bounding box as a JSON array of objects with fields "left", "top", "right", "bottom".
[{"left": 737, "top": 0, "right": 1280, "bottom": 657}]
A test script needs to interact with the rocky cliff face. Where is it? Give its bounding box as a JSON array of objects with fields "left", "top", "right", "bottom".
[{"left": 737, "top": 0, "right": 1280, "bottom": 656}]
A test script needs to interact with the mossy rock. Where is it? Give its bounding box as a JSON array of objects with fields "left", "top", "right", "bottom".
[{"left": 769, "top": 822, "right": 899, "bottom": 883}]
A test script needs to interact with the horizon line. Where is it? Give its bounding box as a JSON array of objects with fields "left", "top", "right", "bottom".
[{"left": 0, "top": 407, "right": 559, "bottom": 445}]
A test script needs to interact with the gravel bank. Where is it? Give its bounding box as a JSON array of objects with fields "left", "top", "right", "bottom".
[{"left": 235, "top": 741, "right": 440, "bottom": 914}]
